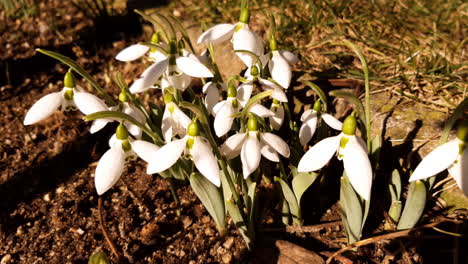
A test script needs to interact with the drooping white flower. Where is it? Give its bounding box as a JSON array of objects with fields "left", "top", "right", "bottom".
[
  {"left": 90, "top": 92, "right": 146, "bottom": 138},
  {"left": 24, "top": 71, "right": 108, "bottom": 125},
  {"left": 299, "top": 100, "right": 343, "bottom": 146},
  {"left": 129, "top": 41, "right": 213, "bottom": 94},
  {"left": 147, "top": 121, "right": 220, "bottom": 187},
  {"left": 95, "top": 124, "right": 160, "bottom": 195},
  {"left": 297, "top": 115, "right": 372, "bottom": 200},
  {"left": 221, "top": 115, "right": 290, "bottom": 179},
  {"left": 197, "top": 7, "right": 263, "bottom": 67},
  {"left": 237, "top": 66, "right": 288, "bottom": 105},
  {"left": 409, "top": 123, "right": 468, "bottom": 197},
  {"left": 203, "top": 81, "right": 225, "bottom": 115},
  {"left": 266, "top": 34, "right": 299, "bottom": 89},
  {"left": 269, "top": 100, "right": 284, "bottom": 130},
  {"left": 115, "top": 33, "right": 167, "bottom": 63},
  {"left": 161, "top": 93, "right": 191, "bottom": 142},
  {"left": 212, "top": 83, "right": 274, "bottom": 137}
]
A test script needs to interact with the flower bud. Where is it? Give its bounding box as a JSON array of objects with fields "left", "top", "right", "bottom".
[
  {"left": 239, "top": 8, "right": 250, "bottom": 24},
  {"left": 247, "top": 115, "right": 258, "bottom": 131},
  {"left": 227, "top": 82, "right": 237, "bottom": 98},
  {"left": 456, "top": 120, "right": 468, "bottom": 142},
  {"left": 116, "top": 123, "right": 129, "bottom": 140},
  {"left": 313, "top": 100, "right": 322, "bottom": 112},
  {"left": 250, "top": 65, "right": 259, "bottom": 77},
  {"left": 187, "top": 121, "right": 200, "bottom": 137},
  {"left": 342, "top": 115, "right": 357, "bottom": 136},
  {"left": 64, "top": 70, "right": 76, "bottom": 88},
  {"left": 118, "top": 91, "right": 128, "bottom": 102}
]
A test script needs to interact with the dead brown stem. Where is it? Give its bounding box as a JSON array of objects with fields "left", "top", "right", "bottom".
[{"left": 98, "top": 197, "right": 121, "bottom": 261}]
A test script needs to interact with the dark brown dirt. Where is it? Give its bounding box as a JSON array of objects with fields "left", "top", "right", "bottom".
[{"left": 1, "top": 1, "right": 467, "bottom": 264}]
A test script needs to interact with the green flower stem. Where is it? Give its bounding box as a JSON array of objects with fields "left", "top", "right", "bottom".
[{"left": 167, "top": 177, "right": 181, "bottom": 216}]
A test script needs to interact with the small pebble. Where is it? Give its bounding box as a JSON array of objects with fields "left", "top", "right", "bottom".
[
  {"left": 201, "top": 216, "right": 211, "bottom": 224},
  {"left": 223, "top": 237, "right": 235, "bottom": 249},
  {"left": 204, "top": 227, "right": 215, "bottom": 236},
  {"left": 56, "top": 186, "right": 65, "bottom": 194},
  {"left": 222, "top": 253, "right": 232, "bottom": 264},
  {"left": 182, "top": 216, "right": 193, "bottom": 229},
  {"left": 43, "top": 193, "right": 50, "bottom": 202},
  {"left": 1, "top": 254, "right": 12, "bottom": 264}
]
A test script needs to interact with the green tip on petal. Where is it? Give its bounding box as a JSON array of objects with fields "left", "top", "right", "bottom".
[
  {"left": 118, "top": 91, "right": 128, "bottom": 102},
  {"left": 269, "top": 36, "right": 278, "bottom": 51},
  {"left": 247, "top": 115, "right": 258, "bottom": 131},
  {"left": 63, "top": 89, "right": 74, "bottom": 101},
  {"left": 64, "top": 70, "right": 76, "bottom": 88},
  {"left": 151, "top": 32, "right": 159, "bottom": 44},
  {"left": 122, "top": 140, "right": 132, "bottom": 152},
  {"left": 187, "top": 121, "right": 200, "bottom": 137},
  {"left": 168, "top": 41, "right": 178, "bottom": 55},
  {"left": 239, "top": 6, "right": 250, "bottom": 24},
  {"left": 272, "top": 99, "right": 280, "bottom": 105},
  {"left": 227, "top": 82, "right": 237, "bottom": 97},
  {"left": 116, "top": 123, "right": 129, "bottom": 140},
  {"left": 313, "top": 100, "right": 322, "bottom": 112},
  {"left": 342, "top": 115, "right": 357, "bottom": 135},
  {"left": 164, "top": 93, "right": 174, "bottom": 104},
  {"left": 250, "top": 65, "right": 259, "bottom": 77},
  {"left": 457, "top": 120, "right": 468, "bottom": 142}
]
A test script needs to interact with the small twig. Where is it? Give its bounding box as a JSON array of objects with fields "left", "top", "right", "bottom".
[
  {"left": 260, "top": 221, "right": 343, "bottom": 234},
  {"left": 98, "top": 197, "right": 121, "bottom": 261},
  {"left": 325, "top": 218, "right": 463, "bottom": 264}
]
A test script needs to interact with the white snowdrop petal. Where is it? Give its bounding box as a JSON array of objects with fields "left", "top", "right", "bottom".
[
  {"left": 74, "top": 91, "right": 108, "bottom": 115},
  {"left": 448, "top": 148, "right": 468, "bottom": 196},
  {"left": 270, "top": 105, "right": 285, "bottom": 130},
  {"left": 161, "top": 107, "right": 173, "bottom": 142},
  {"left": 260, "top": 79, "right": 288, "bottom": 102},
  {"left": 269, "top": 51, "right": 292, "bottom": 89},
  {"left": 124, "top": 104, "right": 145, "bottom": 138},
  {"left": 221, "top": 133, "right": 246, "bottom": 159},
  {"left": 261, "top": 133, "right": 290, "bottom": 158},
  {"left": 409, "top": 140, "right": 460, "bottom": 182},
  {"left": 250, "top": 104, "right": 274, "bottom": 117},
  {"left": 241, "top": 133, "right": 261, "bottom": 179},
  {"left": 129, "top": 78, "right": 150, "bottom": 94},
  {"left": 176, "top": 57, "right": 214, "bottom": 78},
  {"left": 321, "top": 113, "right": 343, "bottom": 130},
  {"left": 279, "top": 50, "right": 299, "bottom": 65},
  {"left": 214, "top": 101, "right": 236, "bottom": 137},
  {"left": 115, "top": 44, "right": 150, "bottom": 61},
  {"left": 173, "top": 106, "right": 191, "bottom": 136},
  {"left": 191, "top": 137, "right": 221, "bottom": 187},
  {"left": 197, "top": 23, "right": 236, "bottom": 44},
  {"left": 147, "top": 138, "right": 187, "bottom": 174},
  {"left": 90, "top": 119, "right": 110, "bottom": 134},
  {"left": 233, "top": 26, "right": 262, "bottom": 67},
  {"left": 298, "top": 134, "right": 341, "bottom": 172},
  {"left": 131, "top": 140, "right": 160, "bottom": 163},
  {"left": 108, "top": 134, "right": 118, "bottom": 148},
  {"left": 237, "top": 83, "right": 254, "bottom": 106},
  {"left": 95, "top": 148, "right": 125, "bottom": 195},
  {"left": 300, "top": 109, "right": 315, "bottom": 122},
  {"left": 212, "top": 101, "right": 224, "bottom": 117},
  {"left": 342, "top": 136, "right": 373, "bottom": 200},
  {"left": 298, "top": 113, "right": 318, "bottom": 146},
  {"left": 205, "top": 84, "right": 220, "bottom": 115},
  {"left": 167, "top": 72, "right": 192, "bottom": 91},
  {"left": 202, "top": 81, "right": 213, "bottom": 93},
  {"left": 140, "top": 59, "right": 169, "bottom": 89},
  {"left": 24, "top": 92, "right": 63, "bottom": 125},
  {"left": 260, "top": 144, "right": 280, "bottom": 162}
]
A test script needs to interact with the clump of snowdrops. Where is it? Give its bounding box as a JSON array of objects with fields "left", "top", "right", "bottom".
[{"left": 24, "top": 0, "right": 467, "bottom": 249}]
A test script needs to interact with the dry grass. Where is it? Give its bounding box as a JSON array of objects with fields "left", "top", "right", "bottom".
[{"left": 173, "top": 0, "right": 467, "bottom": 112}]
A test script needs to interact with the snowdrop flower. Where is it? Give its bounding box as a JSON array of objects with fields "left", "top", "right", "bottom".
[
  {"left": 24, "top": 70, "right": 108, "bottom": 125},
  {"left": 267, "top": 35, "right": 299, "bottom": 89},
  {"left": 90, "top": 91, "right": 146, "bottom": 138},
  {"left": 213, "top": 83, "right": 274, "bottom": 137},
  {"left": 298, "top": 115, "right": 372, "bottom": 200},
  {"left": 115, "top": 33, "right": 167, "bottom": 63},
  {"left": 161, "top": 93, "right": 191, "bottom": 142},
  {"left": 409, "top": 121, "right": 468, "bottom": 196},
  {"left": 237, "top": 66, "right": 288, "bottom": 105},
  {"left": 197, "top": 5, "right": 263, "bottom": 67},
  {"left": 221, "top": 115, "right": 290, "bottom": 179},
  {"left": 129, "top": 41, "right": 213, "bottom": 94},
  {"left": 147, "top": 121, "right": 220, "bottom": 187},
  {"left": 299, "top": 100, "right": 343, "bottom": 146},
  {"left": 95, "top": 124, "right": 161, "bottom": 195},
  {"left": 269, "top": 99, "right": 284, "bottom": 130},
  {"left": 203, "top": 81, "right": 224, "bottom": 115}
]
